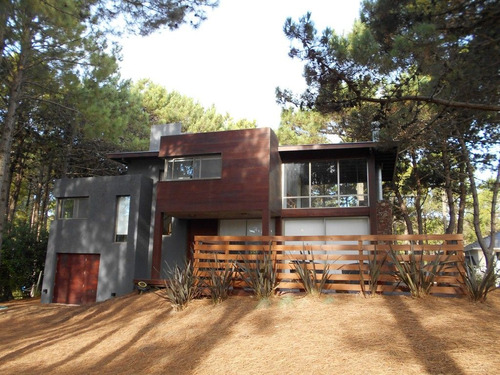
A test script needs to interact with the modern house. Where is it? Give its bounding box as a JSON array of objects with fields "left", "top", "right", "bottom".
[{"left": 41, "top": 124, "right": 398, "bottom": 304}]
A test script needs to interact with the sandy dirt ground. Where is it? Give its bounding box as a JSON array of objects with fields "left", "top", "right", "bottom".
[{"left": 0, "top": 289, "right": 499, "bottom": 375}]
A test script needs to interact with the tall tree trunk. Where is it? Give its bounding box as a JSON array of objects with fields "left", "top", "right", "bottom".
[
  {"left": 0, "top": 12, "right": 32, "bottom": 259},
  {"left": 392, "top": 180, "right": 414, "bottom": 234},
  {"left": 0, "top": 1, "right": 11, "bottom": 57},
  {"left": 410, "top": 150, "right": 424, "bottom": 234},
  {"left": 7, "top": 133, "right": 27, "bottom": 223},
  {"left": 456, "top": 130, "right": 492, "bottom": 263},
  {"left": 29, "top": 174, "right": 42, "bottom": 232},
  {"left": 489, "top": 161, "right": 500, "bottom": 254},
  {"left": 39, "top": 163, "right": 51, "bottom": 234},
  {"left": 442, "top": 142, "right": 456, "bottom": 233},
  {"left": 457, "top": 163, "right": 467, "bottom": 234},
  {"left": 0, "top": 68, "right": 24, "bottom": 258}
]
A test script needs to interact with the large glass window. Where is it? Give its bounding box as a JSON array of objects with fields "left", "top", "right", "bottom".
[
  {"left": 58, "top": 197, "right": 89, "bottom": 219},
  {"left": 165, "top": 154, "right": 222, "bottom": 180},
  {"left": 283, "top": 159, "right": 368, "bottom": 208},
  {"left": 115, "top": 196, "right": 130, "bottom": 242}
]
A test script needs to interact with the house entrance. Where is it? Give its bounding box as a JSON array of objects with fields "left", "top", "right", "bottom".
[{"left": 53, "top": 253, "right": 100, "bottom": 305}]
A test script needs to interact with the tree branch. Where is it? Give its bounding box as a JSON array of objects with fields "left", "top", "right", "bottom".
[{"left": 358, "top": 95, "right": 500, "bottom": 112}]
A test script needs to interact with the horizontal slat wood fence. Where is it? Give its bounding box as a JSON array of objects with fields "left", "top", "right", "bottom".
[{"left": 193, "top": 234, "right": 465, "bottom": 296}]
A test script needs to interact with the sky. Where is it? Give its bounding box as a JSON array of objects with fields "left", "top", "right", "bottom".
[{"left": 119, "top": 0, "right": 361, "bottom": 129}]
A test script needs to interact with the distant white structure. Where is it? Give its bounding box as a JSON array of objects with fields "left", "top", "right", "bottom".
[{"left": 465, "top": 233, "right": 500, "bottom": 285}]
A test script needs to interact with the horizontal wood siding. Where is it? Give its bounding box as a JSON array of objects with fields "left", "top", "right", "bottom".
[
  {"left": 157, "top": 128, "right": 276, "bottom": 217},
  {"left": 193, "top": 234, "right": 465, "bottom": 296}
]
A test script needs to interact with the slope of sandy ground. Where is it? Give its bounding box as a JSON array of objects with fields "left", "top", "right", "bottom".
[{"left": 0, "top": 290, "right": 499, "bottom": 375}]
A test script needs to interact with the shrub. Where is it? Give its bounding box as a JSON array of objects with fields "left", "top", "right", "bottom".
[
  {"left": 163, "top": 259, "right": 201, "bottom": 311},
  {"left": 461, "top": 255, "right": 499, "bottom": 302},
  {"left": 0, "top": 223, "right": 48, "bottom": 301},
  {"left": 204, "top": 256, "right": 235, "bottom": 304},
  {"left": 388, "top": 248, "right": 448, "bottom": 298},
  {"left": 237, "top": 248, "right": 279, "bottom": 300},
  {"left": 292, "top": 250, "right": 331, "bottom": 296}
]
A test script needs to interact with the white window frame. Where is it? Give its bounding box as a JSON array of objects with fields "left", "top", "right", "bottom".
[{"left": 164, "top": 154, "right": 222, "bottom": 181}]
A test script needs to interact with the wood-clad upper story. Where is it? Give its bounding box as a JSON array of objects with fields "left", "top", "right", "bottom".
[
  {"left": 156, "top": 128, "right": 281, "bottom": 219},
  {"left": 108, "top": 127, "right": 398, "bottom": 220}
]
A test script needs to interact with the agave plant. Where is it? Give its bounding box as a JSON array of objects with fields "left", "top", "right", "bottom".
[
  {"left": 460, "top": 255, "right": 499, "bottom": 302},
  {"left": 388, "top": 247, "right": 448, "bottom": 298},
  {"left": 204, "top": 256, "right": 235, "bottom": 304},
  {"left": 163, "top": 259, "right": 201, "bottom": 311},
  {"left": 292, "top": 250, "right": 331, "bottom": 296},
  {"left": 360, "top": 249, "right": 387, "bottom": 297},
  {"left": 237, "top": 247, "right": 279, "bottom": 300}
]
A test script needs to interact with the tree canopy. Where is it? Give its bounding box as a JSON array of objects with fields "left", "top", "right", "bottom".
[
  {"left": 278, "top": 0, "right": 500, "bottom": 261},
  {"left": 0, "top": 0, "right": 220, "bottom": 299},
  {"left": 133, "top": 80, "right": 256, "bottom": 135}
]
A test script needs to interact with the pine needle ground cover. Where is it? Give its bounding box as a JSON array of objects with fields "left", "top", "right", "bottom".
[{"left": 0, "top": 290, "right": 499, "bottom": 374}]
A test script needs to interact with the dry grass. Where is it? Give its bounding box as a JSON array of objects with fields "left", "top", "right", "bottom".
[{"left": 0, "top": 290, "right": 499, "bottom": 375}]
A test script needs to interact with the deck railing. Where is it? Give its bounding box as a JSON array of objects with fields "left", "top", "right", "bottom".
[{"left": 193, "top": 234, "right": 465, "bottom": 296}]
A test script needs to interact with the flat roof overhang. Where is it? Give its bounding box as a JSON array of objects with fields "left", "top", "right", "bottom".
[
  {"left": 278, "top": 142, "right": 398, "bottom": 181},
  {"left": 107, "top": 151, "right": 159, "bottom": 164}
]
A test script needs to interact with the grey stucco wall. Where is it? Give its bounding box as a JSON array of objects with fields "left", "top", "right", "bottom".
[
  {"left": 126, "top": 157, "right": 188, "bottom": 280},
  {"left": 160, "top": 218, "right": 188, "bottom": 278},
  {"left": 41, "top": 174, "right": 152, "bottom": 304}
]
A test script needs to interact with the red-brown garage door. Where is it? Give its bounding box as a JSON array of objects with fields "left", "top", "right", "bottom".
[{"left": 53, "top": 253, "right": 100, "bottom": 305}]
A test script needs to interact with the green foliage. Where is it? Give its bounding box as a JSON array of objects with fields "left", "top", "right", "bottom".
[
  {"left": 132, "top": 79, "right": 256, "bottom": 134},
  {"left": 463, "top": 182, "right": 500, "bottom": 245},
  {"left": 204, "top": 257, "right": 235, "bottom": 304},
  {"left": 277, "top": 108, "right": 332, "bottom": 145},
  {"left": 237, "top": 249, "right": 279, "bottom": 300},
  {"left": 163, "top": 260, "right": 201, "bottom": 311},
  {"left": 388, "top": 248, "right": 448, "bottom": 298},
  {"left": 278, "top": 0, "right": 500, "bottom": 239},
  {"left": 292, "top": 250, "right": 331, "bottom": 296},
  {"left": 0, "top": 224, "right": 48, "bottom": 301},
  {"left": 460, "top": 255, "right": 499, "bottom": 303},
  {"left": 0, "top": 0, "right": 220, "bottom": 256},
  {"left": 95, "top": 0, "right": 219, "bottom": 36}
]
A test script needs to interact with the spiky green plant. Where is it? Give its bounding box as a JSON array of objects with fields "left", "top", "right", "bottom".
[
  {"left": 237, "top": 247, "right": 279, "bottom": 300},
  {"left": 360, "top": 249, "right": 387, "bottom": 297},
  {"left": 163, "top": 259, "right": 201, "bottom": 311},
  {"left": 292, "top": 250, "right": 331, "bottom": 296},
  {"left": 388, "top": 248, "right": 448, "bottom": 298},
  {"left": 460, "top": 255, "right": 499, "bottom": 302},
  {"left": 205, "top": 256, "right": 235, "bottom": 304}
]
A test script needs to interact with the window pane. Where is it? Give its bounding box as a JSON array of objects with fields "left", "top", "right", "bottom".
[
  {"left": 339, "top": 159, "right": 367, "bottom": 194},
  {"left": 172, "top": 159, "right": 194, "bottom": 179},
  {"left": 75, "top": 198, "right": 89, "bottom": 219},
  {"left": 115, "top": 196, "right": 130, "bottom": 242},
  {"left": 311, "top": 161, "right": 337, "bottom": 197},
  {"left": 246, "top": 219, "right": 262, "bottom": 236},
  {"left": 312, "top": 196, "right": 339, "bottom": 208},
  {"left": 60, "top": 199, "right": 75, "bottom": 219},
  {"left": 200, "top": 158, "right": 222, "bottom": 178},
  {"left": 284, "top": 163, "right": 308, "bottom": 197},
  {"left": 58, "top": 198, "right": 89, "bottom": 219},
  {"left": 339, "top": 159, "right": 368, "bottom": 207}
]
